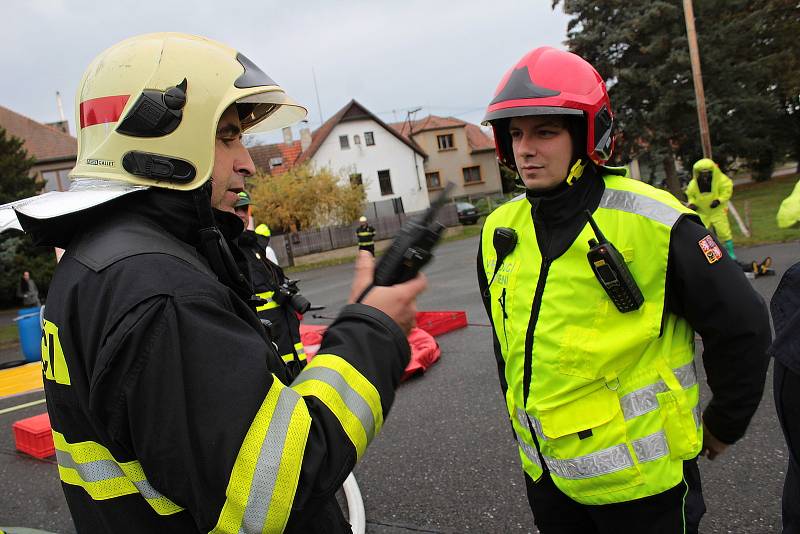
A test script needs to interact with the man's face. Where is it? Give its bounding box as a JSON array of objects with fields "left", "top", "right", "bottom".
[
  {"left": 211, "top": 105, "right": 256, "bottom": 213},
  {"left": 509, "top": 115, "right": 573, "bottom": 192},
  {"left": 22, "top": 272, "right": 29, "bottom": 280}
]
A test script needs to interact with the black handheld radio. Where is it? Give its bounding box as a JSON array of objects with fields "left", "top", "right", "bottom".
[
  {"left": 585, "top": 210, "right": 644, "bottom": 313},
  {"left": 372, "top": 182, "right": 455, "bottom": 287}
]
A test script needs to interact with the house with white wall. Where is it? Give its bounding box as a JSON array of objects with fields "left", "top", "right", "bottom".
[{"left": 298, "top": 100, "right": 430, "bottom": 214}]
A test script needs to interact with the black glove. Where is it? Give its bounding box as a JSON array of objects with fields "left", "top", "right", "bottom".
[
  {"left": 710, "top": 199, "right": 721, "bottom": 208},
  {"left": 687, "top": 203, "right": 698, "bottom": 211}
]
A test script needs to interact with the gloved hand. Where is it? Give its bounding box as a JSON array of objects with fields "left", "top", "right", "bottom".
[
  {"left": 710, "top": 199, "right": 721, "bottom": 208},
  {"left": 687, "top": 203, "right": 698, "bottom": 211}
]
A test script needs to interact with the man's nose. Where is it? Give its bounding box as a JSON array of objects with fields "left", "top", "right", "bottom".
[{"left": 235, "top": 144, "right": 256, "bottom": 178}]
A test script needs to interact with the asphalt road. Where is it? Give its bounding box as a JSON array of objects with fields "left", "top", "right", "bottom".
[{"left": 1, "top": 235, "right": 798, "bottom": 533}]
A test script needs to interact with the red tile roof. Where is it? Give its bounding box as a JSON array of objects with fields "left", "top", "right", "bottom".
[
  {"left": 389, "top": 115, "right": 495, "bottom": 153},
  {"left": 248, "top": 140, "right": 303, "bottom": 175},
  {"left": 0, "top": 105, "right": 77, "bottom": 162}
]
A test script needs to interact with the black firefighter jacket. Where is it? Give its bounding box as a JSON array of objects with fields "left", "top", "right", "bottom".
[{"left": 31, "top": 189, "right": 410, "bottom": 533}]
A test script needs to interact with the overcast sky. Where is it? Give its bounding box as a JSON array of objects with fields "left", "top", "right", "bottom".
[{"left": 0, "top": 0, "right": 570, "bottom": 144}]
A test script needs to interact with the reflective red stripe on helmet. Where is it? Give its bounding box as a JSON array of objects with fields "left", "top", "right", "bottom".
[{"left": 79, "top": 95, "right": 130, "bottom": 128}]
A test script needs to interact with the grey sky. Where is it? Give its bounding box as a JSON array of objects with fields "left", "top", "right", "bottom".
[{"left": 0, "top": 1, "right": 569, "bottom": 143}]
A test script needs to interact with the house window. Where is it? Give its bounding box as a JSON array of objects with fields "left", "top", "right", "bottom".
[
  {"left": 339, "top": 135, "right": 350, "bottom": 149},
  {"left": 350, "top": 173, "right": 363, "bottom": 187},
  {"left": 463, "top": 165, "right": 482, "bottom": 184},
  {"left": 354, "top": 134, "right": 362, "bottom": 146},
  {"left": 425, "top": 171, "right": 442, "bottom": 190},
  {"left": 378, "top": 169, "right": 393, "bottom": 196},
  {"left": 41, "top": 168, "right": 70, "bottom": 192},
  {"left": 437, "top": 133, "right": 454, "bottom": 150},
  {"left": 365, "top": 131, "right": 375, "bottom": 146},
  {"left": 269, "top": 157, "right": 283, "bottom": 169}
]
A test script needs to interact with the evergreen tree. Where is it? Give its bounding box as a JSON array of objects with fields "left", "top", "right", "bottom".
[
  {"left": 0, "top": 127, "right": 37, "bottom": 203},
  {"left": 0, "top": 126, "right": 56, "bottom": 307},
  {"left": 553, "top": 0, "right": 799, "bottom": 189}
]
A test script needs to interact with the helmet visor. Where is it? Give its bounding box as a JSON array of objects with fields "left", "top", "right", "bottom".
[{"left": 237, "top": 90, "right": 307, "bottom": 134}]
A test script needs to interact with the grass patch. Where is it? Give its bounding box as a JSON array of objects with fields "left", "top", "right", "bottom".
[
  {"left": 729, "top": 173, "right": 800, "bottom": 247},
  {"left": 0, "top": 323, "right": 19, "bottom": 349},
  {"left": 285, "top": 255, "right": 359, "bottom": 274}
]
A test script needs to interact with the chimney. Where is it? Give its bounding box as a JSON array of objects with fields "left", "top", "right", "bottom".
[
  {"left": 282, "top": 127, "right": 293, "bottom": 145},
  {"left": 46, "top": 120, "right": 70, "bottom": 134},
  {"left": 300, "top": 128, "right": 312, "bottom": 152}
]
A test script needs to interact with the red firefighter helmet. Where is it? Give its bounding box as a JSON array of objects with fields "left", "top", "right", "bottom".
[{"left": 483, "top": 47, "right": 615, "bottom": 167}]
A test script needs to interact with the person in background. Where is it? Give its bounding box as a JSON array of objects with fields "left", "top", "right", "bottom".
[
  {"left": 235, "top": 191, "right": 307, "bottom": 374},
  {"left": 16, "top": 271, "right": 40, "bottom": 307},
  {"left": 255, "top": 222, "right": 279, "bottom": 264},
  {"left": 478, "top": 46, "right": 771, "bottom": 534},
  {"left": 770, "top": 260, "right": 800, "bottom": 534},
  {"left": 777, "top": 178, "right": 800, "bottom": 230},
  {"left": 686, "top": 158, "right": 772, "bottom": 275},
  {"left": 356, "top": 215, "right": 376, "bottom": 255}
]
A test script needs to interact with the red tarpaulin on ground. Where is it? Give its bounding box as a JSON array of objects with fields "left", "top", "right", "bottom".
[{"left": 299, "top": 311, "right": 466, "bottom": 381}]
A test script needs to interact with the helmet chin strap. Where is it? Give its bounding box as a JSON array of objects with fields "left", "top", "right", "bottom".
[
  {"left": 565, "top": 158, "right": 587, "bottom": 186},
  {"left": 192, "top": 182, "right": 253, "bottom": 302}
]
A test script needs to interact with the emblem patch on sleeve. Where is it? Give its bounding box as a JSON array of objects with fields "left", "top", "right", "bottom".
[{"left": 698, "top": 235, "right": 723, "bottom": 264}]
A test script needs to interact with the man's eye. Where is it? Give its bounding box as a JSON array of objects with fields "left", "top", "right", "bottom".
[{"left": 509, "top": 130, "right": 522, "bottom": 139}]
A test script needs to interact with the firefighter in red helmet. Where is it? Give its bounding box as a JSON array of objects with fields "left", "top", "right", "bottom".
[{"left": 478, "top": 47, "right": 770, "bottom": 533}]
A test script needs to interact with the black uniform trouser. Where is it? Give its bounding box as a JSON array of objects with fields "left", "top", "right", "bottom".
[
  {"left": 775, "top": 360, "right": 800, "bottom": 534},
  {"left": 524, "top": 458, "right": 705, "bottom": 534},
  {"left": 359, "top": 244, "right": 375, "bottom": 256}
]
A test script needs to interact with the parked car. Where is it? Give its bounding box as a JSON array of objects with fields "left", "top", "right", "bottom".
[{"left": 456, "top": 202, "right": 480, "bottom": 225}]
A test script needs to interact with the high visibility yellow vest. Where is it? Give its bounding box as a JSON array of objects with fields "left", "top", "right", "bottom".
[{"left": 481, "top": 172, "right": 702, "bottom": 505}]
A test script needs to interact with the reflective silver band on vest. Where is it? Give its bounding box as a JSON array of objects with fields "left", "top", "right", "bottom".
[
  {"left": 55, "top": 450, "right": 167, "bottom": 501},
  {"left": 620, "top": 362, "right": 698, "bottom": 420},
  {"left": 292, "top": 366, "right": 375, "bottom": 441},
  {"left": 241, "top": 386, "right": 302, "bottom": 533},
  {"left": 631, "top": 431, "right": 669, "bottom": 463},
  {"left": 600, "top": 189, "right": 683, "bottom": 227},
  {"left": 513, "top": 409, "right": 542, "bottom": 469},
  {"left": 544, "top": 443, "right": 633, "bottom": 480},
  {"left": 516, "top": 407, "right": 548, "bottom": 441},
  {"left": 544, "top": 430, "right": 671, "bottom": 480}
]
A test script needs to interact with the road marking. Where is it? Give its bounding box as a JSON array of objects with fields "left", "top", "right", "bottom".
[{"left": 0, "top": 398, "right": 46, "bottom": 416}]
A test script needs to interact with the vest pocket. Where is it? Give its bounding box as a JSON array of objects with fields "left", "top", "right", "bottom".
[
  {"left": 537, "top": 386, "right": 644, "bottom": 500},
  {"left": 656, "top": 386, "right": 701, "bottom": 460}
]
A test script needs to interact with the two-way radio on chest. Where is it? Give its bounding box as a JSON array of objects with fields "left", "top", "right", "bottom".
[
  {"left": 585, "top": 210, "right": 644, "bottom": 313},
  {"left": 484, "top": 211, "right": 644, "bottom": 314}
]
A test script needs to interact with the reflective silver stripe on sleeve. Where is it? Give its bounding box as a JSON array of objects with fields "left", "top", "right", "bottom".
[
  {"left": 632, "top": 431, "right": 669, "bottom": 463},
  {"left": 620, "top": 363, "right": 698, "bottom": 420},
  {"left": 544, "top": 443, "right": 633, "bottom": 480},
  {"left": 292, "top": 366, "right": 375, "bottom": 441},
  {"left": 693, "top": 404, "right": 701, "bottom": 428},
  {"left": 241, "top": 386, "right": 301, "bottom": 534},
  {"left": 56, "top": 449, "right": 170, "bottom": 502},
  {"left": 56, "top": 450, "right": 125, "bottom": 483},
  {"left": 600, "top": 189, "right": 683, "bottom": 227}
]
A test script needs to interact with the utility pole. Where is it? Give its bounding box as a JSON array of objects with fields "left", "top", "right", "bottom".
[
  {"left": 405, "top": 108, "right": 422, "bottom": 190},
  {"left": 682, "top": 0, "right": 712, "bottom": 159}
]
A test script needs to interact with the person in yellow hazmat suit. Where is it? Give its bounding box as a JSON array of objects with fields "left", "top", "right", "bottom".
[
  {"left": 777, "top": 178, "right": 800, "bottom": 229},
  {"left": 686, "top": 158, "right": 736, "bottom": 257},
  {"left": 686, "top": 158, "right": 772, "bottom": 275}
]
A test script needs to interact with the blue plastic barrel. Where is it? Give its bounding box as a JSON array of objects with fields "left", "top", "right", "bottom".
[{"left": 17, "top": 306, "right": 42, "bottom": 362}]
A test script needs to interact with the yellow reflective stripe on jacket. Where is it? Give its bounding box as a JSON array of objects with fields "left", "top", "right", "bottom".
[
  {"left": 256, "top": 291, "right": 279, "bottom": 312},
  {"left": 52, "top": 430, "right": 183, "bottom": 515},
  {"left": 291, "top": 354, "right": 383, "bottom": 460},
  {"left": 281, "top": 343, "right": 308, "bottom": 364},
  {"left": 212, "top": 377, "right": 311, "bottom": 534}
]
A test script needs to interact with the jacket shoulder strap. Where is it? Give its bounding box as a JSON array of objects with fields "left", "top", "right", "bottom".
[{"left": 69, "top": 214, "right": 216, "bottom": 278}]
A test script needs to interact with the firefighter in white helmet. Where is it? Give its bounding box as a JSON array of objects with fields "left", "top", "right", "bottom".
[{"left": 5, "top": 33, "right": 425, "bottom": 533}]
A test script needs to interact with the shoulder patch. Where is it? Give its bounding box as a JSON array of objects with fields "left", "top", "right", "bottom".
[{"left": 698, "top": 234, "right": 722, "bottom": 264}]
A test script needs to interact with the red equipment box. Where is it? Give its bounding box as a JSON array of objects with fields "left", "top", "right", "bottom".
[
  {"left": 13, "top": 412, "right": 55, "bottom": 459},
  {"left": 415, "top": 311, "right": 468, "bottom": 337}
]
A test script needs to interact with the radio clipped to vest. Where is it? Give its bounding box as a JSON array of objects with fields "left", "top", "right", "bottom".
[{"left": 585, "top": 210, "right": 644, "bottom": 313}]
